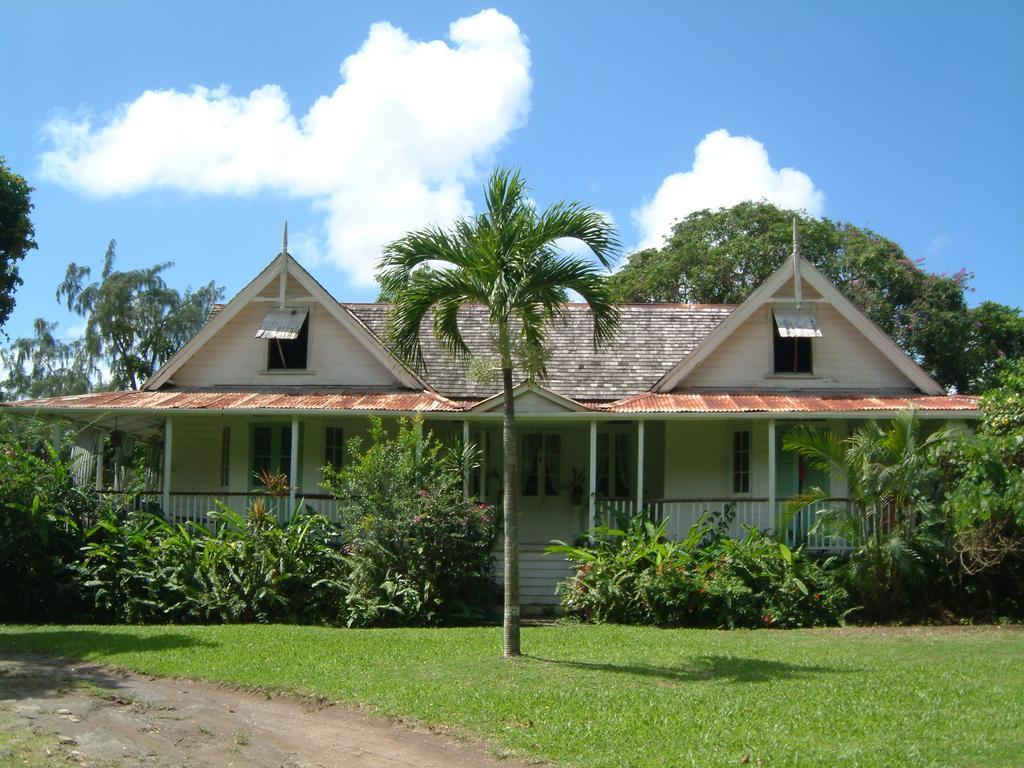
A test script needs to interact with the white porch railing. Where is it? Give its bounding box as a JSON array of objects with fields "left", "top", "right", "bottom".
[
  {"left": 599, "top": 497, "right": 775, "bottom": 539},
  {"left": 112, "top": 492, "right": 340, "bottom": 527},
  {"left": 599, "top": 497, "right": 874, "bottom": 553}
]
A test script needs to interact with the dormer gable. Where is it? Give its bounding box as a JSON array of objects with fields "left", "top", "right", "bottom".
[
  {"left": 469, "top": 381, "right": 590, "bottom": 413},
  {"left": 654, "top": 256, "right": 944, "bottom": 395},
  {"left": 145, "top": 250, "right": 426, "bottom": 391}
]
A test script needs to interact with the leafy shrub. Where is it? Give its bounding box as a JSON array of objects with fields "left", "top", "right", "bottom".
[
  {"left": 932, "top": 360, "right": 1024, "bottom": 617},
  {"left": 320, "top": 416, "right": 497, "bottom": 626},
  {"left": 784, "top": 412, "right": 961, "bottom": 621},
  {"left": 80, "top": 494, "right": 347, "bottom": 624},
  {"left": 0, "top": 437, "right": 94, "bottom": 621},
  {"left": 550, "top": 515, "right": 846, "bottom": 628}
]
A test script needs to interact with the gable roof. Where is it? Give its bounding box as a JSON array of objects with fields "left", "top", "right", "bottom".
[
  {"left": 653, "top": 257, "right": 945, "bottom": 395},
  {"left": 469, "top": 381, "right": 590, "bottom": 413},
  {"left": 144, "top": 252, "right": 427, "bottom": 391},
  {"left": 348, "top": 303, "right": 734, "bottom": 401}
]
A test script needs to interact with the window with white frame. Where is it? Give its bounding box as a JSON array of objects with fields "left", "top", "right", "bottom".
[
  {"left": 521, "top": 433, "right": 561, "bottom": 497},
  {"left": 324, "top": 426, "right": 344, "bottom": 470},
  {"left": 732, "top": 429, "right": 750, "bottom": 493},
  {"left": 597, "top": 431, "right": 631, "bottom": 499},
  {"left": 251, "top": 424, "right": 295, "bottom": 485}
]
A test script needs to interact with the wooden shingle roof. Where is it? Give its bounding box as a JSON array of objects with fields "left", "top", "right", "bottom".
[{"left": 346, "top": 303, "right": 735, "bottom": 401}]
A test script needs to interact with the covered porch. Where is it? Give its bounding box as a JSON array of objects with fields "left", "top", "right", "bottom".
[
  {"left": 71, "top": 410, "right": 852, "bottom": 543},
  {"left": 24, "top": 399, "right": 966, "bottom": 609}
]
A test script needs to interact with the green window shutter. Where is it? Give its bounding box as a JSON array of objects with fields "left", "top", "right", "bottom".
[
  {"left": 803, "top": 461, "right": 831, "bottom": 496},
  {"left": 775, "top": 428, "right": 798, "bottom": 502}
]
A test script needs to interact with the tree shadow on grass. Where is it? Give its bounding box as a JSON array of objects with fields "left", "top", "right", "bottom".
[
  {"left": 531, "top": 654, "right": 855, "bottom": 684},
  {"left": 0, "top": 628, "right": 214, "bottom": 661},
  {"left": 0, "top": 630, "right": 214, "bottom": 703}
]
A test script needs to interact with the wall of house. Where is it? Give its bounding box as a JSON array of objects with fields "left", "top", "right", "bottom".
[
  {"left": 662, "top": 418, "right": 850, "bottom": 500},
  {"left": 663, "top": 420, "right": 734, "bottom": 498},
  {"left": 171, "top": 298, "right": 400, "bottom": 388},
  {"left": 166, "top": 413, "right": 386, "bottom": 497},
  {"left": 683, "top": 303, "right": 917, "bottom": 390}
]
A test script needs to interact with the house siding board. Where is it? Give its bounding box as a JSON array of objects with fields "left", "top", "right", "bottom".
[
  {"left": 173, "top": 302, "right": 401, "bottom": 388},
  {"left": 685, "top": 304, "right": 916, "bottom": 389},
  {"left": 171, "top": 418, "right": 221, "bottom": 492},
  {"left": 663, "top": 422, "right": 729, "bottom": 499}
]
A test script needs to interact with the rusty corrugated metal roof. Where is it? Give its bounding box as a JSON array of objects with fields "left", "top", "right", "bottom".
[
  {"left": 1, "top": 388, "right": 462, "bottom": 413},
  {"left": 603, "top": 392, "right": 980, "bottom": 414},
  {"left": 1, "top": 388, "right": 979, "bottom": 416}
]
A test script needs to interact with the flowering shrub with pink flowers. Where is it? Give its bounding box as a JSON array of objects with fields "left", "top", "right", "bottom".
[{"left": 321, "top": 416, "right": 497, "bottom": 627}]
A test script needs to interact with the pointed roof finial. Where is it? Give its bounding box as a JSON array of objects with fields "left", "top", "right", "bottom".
[
  {"left": 282, "top": 220, "right": 289, "bottom": 257},
  {"left": 792, "top": 216, "right": 802, "bottom": 308}
]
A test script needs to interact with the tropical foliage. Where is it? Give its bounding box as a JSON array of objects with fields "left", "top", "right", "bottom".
[
  {"left": 0, "top": 423, "right": 499, "bottom": 626},
  {"left": 1, "top": 243, "right": 221, "bottom": 398},
  {"left": 56, "top": 240, "right": 222, "bottom": 390},
  {"left": 934, "top": 359, "right": 1024, "bottom": 615},
  {"left": 320, "top": 417, "right": 497, "bottom": 626},
  {"left": 377, "top": 166, "right": 619, "bottom": 655},
  {"left": 0, "top": 436, "right": 93, "bottom": 621},
  {"left": 80, "top": 500, "right": 346, "bottom": 624},
  {"left": 549, "top": 514, "right": 847, "bottom": 628},
  {"left": 0, "top": 156, "right": 36, "bottom": 331},
  {"left": 783, "top": 411, "right": 953, "bottom": 619}
]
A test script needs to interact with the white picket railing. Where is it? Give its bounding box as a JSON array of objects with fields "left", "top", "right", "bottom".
[
  {"left": 599, "top": 497, "right": 775, "bottom": 539},
  {"left": 598, "top": 496, "right": 886, "bottom": 553},
  {"left": 113, "top": 492, "right": 340, "bottom": 527}
]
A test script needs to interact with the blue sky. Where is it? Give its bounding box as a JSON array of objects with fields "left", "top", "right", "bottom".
[{"left": 1, "top": 1, "right": 1021, "bottom": 342}]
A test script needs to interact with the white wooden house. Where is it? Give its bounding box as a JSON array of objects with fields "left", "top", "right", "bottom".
[{"left": 1, "top": 246, "right": 979, "bottom": 607}]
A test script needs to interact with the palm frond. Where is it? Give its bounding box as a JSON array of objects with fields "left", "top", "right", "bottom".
[{"left": 377, "top": 166, "right": 621, "bottom": 382}]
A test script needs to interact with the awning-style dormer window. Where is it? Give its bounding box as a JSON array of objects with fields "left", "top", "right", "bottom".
[
  {"left": 256, "top": 307, "right": 309, "bottom": 340},
  {"left": 772, "top": 308, "right": 821, "bottom": 338}
]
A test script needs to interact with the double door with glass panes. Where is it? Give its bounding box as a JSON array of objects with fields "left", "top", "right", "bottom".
[
  {"left": 250, "top": 423, "right": 302, "bottom": 489},
  {"left": 519, "top": 432, "right": 571, "bottom": 543}
]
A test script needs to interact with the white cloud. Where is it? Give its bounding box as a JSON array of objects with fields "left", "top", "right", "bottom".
[
  {"left": 928, "top": 233, "right": 951, "bottom": 256},
  {"left": 63, "top": 322, "right": 88, "bottom": 340},
  {"left": 632, "top": 129, "right": 825, "bottom": 250},
  {"left": 39, "top": 9, "right": 531, "bottom": 286}
]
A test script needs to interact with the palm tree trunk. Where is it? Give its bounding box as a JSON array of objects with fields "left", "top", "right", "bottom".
[{"left": 501, "top": 363, "right": 521, "bottom": 658}]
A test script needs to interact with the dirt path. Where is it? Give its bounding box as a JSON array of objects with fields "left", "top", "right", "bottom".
[{"left": 0, "top": 653, "right": 531, "bottom": 767}]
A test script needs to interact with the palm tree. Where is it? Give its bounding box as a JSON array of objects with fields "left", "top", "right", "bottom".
[
  {"left": 783, "top": 410, "right": 952, "bottom": 616},
  {"left": 378, "top": 168, "right": 619, "bottom": 656}
]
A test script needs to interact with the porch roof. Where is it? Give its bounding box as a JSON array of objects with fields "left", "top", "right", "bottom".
[
  {"left": 1, "top": 388, "right": 979, "bottom": 417},
  {"left": 0, "top": 387, "right": 462, "bottom": 413},
  {"left": 602, "top": 391, "right": 980, "bottom": 414}
]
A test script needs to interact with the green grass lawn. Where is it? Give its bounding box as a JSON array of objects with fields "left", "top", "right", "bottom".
[{"left": 0, "top": 624, "right": 1020, "bottom": 767}]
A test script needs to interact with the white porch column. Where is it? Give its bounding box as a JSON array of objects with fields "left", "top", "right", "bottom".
[
  {"left": 289, "top": 415, "right": 300, "bottom": 511},
  {"left": 588, "top": 420, "right": 597, "bottom": 534},
  {"left": 94, "top": 430, "right": 105, "bottom": 492},
  {"left": 636, "top": 420, "right": 645, "bottom": 515},
  {"left": 767, "top": 418, "right": 777, "bottom": 528},
  {"left": 480, "top": 431, "right": 488, "bottom": 501},
  {"left": 162, "top": 418, "right": 173, "bottom": 516},
  {"left": 462, "top": 420, "right": 470, "bottom": 502}
]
